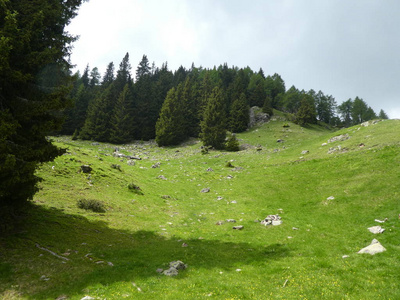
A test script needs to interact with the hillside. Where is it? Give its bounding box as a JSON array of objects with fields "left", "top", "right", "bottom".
[{"left": 1, "top": 119, "right": 400, "bottom": 299}]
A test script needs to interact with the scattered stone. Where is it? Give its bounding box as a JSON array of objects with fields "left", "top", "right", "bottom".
[
  {"left": 368, "top": 226, "right": 385, "bottom": 234},
  {"left": 227, "top": 175, "right": 234, "bottom": 179},
  {"left": 328, "top": 134, "right": 350, "bottom": 143},
  {"left": 261, "top": 214, "right": 282, "bottom": 226},
  {"left": 182, "top": 243, "right": 188, "bottom": 247},
  {"left": 359, "top": 143, "right": 365, "bottom": 147},
  {"left": 91, "top": 142, "right": 99, "bottom": 146},
  {"left": 55, "top": 295, "right": 68, "bottom": 300},
  {"left": 217, "top": 196, "right": 223, "bottom": 200},
  {"left": 236, "top": 269, "right": 242, "bottom": 272},
  {"left": 111, "top": 164, "right": 121, "bottom": 171},
  {"left": 127, "top": 160, "right": 136, "bottom": 166},
  {"left": 163, "top": 267, "right": 179, "bottom": 276},
  {"left": 272, "top": 220, "right": 283, "bottom": 226},
  {"left": 233, "top": 225, "right": 244, "bottom": 230},
  {"left": 161, "top": 195, "right": 171, "bottom": 199},
  {"left": 292, "top": 227, "right": 299, "bottom": 230},
  {"left": 80, "top": 165, "right": 92, "bottom": 173},
  {"left": 201, "top": 188, "right": 210, "bottom": 193},
  {"left": 162, "top": 260, "right": 187, "bottom": 276},
  {"left": 152, "top": 162, "right": 161, "bottom": 168},
  {"left": 81, "top": 296, "right": 95, "bottom": 300},
  {"left": 321, "top": 143, "right": 328, "bottom": 146},
  {"left": 277, "top": 139, "right": 284, "bottom": 143},
  {"left": 230, "top": 200, "right": 237, "bottom": 204},
  {"left": 375, "top": 218, "right": 388, "bottom": 223},
  {"left": 215, "top": 221, "right": 224, "bottom": 225},
  {"left": 157, "top": 175, "right": 167, "bottom": 180},
  {"left": 301, "top": 150, "right": 309, "bottom": 155},
  {"left": 327, "top": 196, "right": 335, "bottom": 201},
  {"left": 226, "top": 219, "right": 236, "bottom": 223},
  {"left": 358, "top": 239, "right": 386, "bottom": 255},
  {"left": 40, "top": 275, "right": 50, "bottom": 281},
  {"left": 207, "top": 168, "right": 214, "bottom": 172},
  {"left": 342, "top": 255, "right": 350, "bottom": 259},
  {"left": 107, "top": 262, "right": 114, "bottom": 266}
]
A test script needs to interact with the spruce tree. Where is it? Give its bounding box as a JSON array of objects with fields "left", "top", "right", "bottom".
[
  {"left": 155, "top": 86, "right": 186, "bottom": 146},
  {"left": 0, "top": 0, "right": 84, "bottom": 209},
  {"left": 200, "top": 86, "right": 227, "bottom": 149},
  {"left": 229, "top": 93, "right": 249, "bottom": 133}
]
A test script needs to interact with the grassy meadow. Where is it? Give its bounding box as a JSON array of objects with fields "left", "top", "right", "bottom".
[{"left": 1, "top": 118, "right": 400, "bottom": 299}]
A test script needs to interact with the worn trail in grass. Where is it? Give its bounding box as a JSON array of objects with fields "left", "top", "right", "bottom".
[{"left": 1, "top": 119, "right": 400, "bottom": 299}]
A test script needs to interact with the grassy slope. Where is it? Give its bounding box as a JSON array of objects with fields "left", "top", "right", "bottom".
[{"left": 1, "top": 119, "right": 399, "bottom": 299}]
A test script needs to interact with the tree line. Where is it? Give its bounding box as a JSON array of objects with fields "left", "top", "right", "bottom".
[{"left": 61, "top": 53, "right": 388, "bottom": 148}]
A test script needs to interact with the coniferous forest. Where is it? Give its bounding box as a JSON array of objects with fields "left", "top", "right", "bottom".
[{"left": 62, "top": 53, "right": 388, "bottom": 147}]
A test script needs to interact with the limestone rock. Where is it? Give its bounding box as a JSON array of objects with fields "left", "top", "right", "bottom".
[
  {"left": 368, "top": 226, "right": 385, "bottom": 234},
  {"left": 233, "top": 225, "right": 244, "bottom": 230},
  {"left": 301, "top": 150, "right": 309, "bottom": 155},
  {"left": 261, "top": 214, "right": 282, "bottom": 226},
  {"left": 201, "top": 188, "right": 210, "bottom": 193},
  {"left": 358, "top": 239, "right": 386, "bottom": 255},
  {"left": 328, "top": 134, "right": 350, "bottom": 143}
]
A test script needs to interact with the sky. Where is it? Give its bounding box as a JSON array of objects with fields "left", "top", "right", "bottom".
[{"left": 67, "top": 0, "right": 400, "bottom": 118}]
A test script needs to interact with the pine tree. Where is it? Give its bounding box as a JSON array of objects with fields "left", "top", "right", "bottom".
[
  {"left": 0, "top": 0, "right": 85, "bottom": 209},
  {"left": 229, "top": 93, "right": 249, "bottom": 133},
  {"left": 136, "top": 55, "right": 150, "bottom": 80},
  {"left": 378, "top": 109, "right": 389, "bottom": 119},
  {"left": 200, "top": 86, "right": 227, "bottom": 149},
  {"left": 294, "top": 95, "right": 317, "bottom": 126},
  {"left": 155, "top": 86, "right": 186, "bottom": 146},
  {"left": 109, "top": 83, "right": 136, "bottom": 144}
]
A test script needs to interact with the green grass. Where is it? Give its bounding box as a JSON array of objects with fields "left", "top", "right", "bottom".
[{"left": 1, "top": 119, "right": 400, "bottom": 299}]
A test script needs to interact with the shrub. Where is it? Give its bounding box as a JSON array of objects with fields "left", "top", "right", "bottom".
[
  {"left": 77, "top": 199, "right": 106, "bottom": 213},
  {"left": 225, "top": 161, "right": 235, "bottom": 168},
  {"left": 128, "top": 183, "right": 143, "bottom": 194},
  {"left": 225, "top": 133, "right": 240, "bottom": 152}
]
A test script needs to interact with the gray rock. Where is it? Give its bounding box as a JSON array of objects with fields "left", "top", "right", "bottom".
[
  {"left": 226, "top": 219, "right": 236, "bottom": 223},
  {"left": 201, "top": 188, "right": 210, "bottom": 193},
  {"left": 127, "top": 160, "right": 136, "bottom": 166},
  {"left": 301, "top": 150, "right": 309, "bottom": 155},
  {"left": 80, "top": 165, "right": 92, "bottom": 173},
  {"left": 157, "top": 175, "right": 167, "bottom": 180},
  {"left": 233, "top": 225, "right": 244, "bottom": 230},
  {"left": 163, "top": 267, "right": 179, "bottom": 276},
  {"left": 277, "top": 139, "right": 284, "bottom": 143},
  {"left": 358, "top": 239, "right": 386, "bottom": 255},
  {"left": 170, "top": 260, "right": 187, "bottom": 270},
  {"left": 272, "top": 220, "right": 282, "bottom": 226},
  {"left": 328, "top": 134, "right": 349, "bottom": 143},
  {"left": 207, "top": 168, "right": 214, "bottom": 172}
]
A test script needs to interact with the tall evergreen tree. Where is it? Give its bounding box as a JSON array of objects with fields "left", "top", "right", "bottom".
[
  {"left": 136, "top": 55, "right": 150, "bottom": 80},
  {"left": 155, "top": 86, "right": 187, "bottom": 146},
  {"left": 229, "top": 93, "right": 250, "bottom": 133},
  {"left": 109, "top": 83, "right": 136, "bottom": 144},
  {"left": 378, "top": 109, "right": 389, "bottom": 119},
  {"left": 0, "top": 0, "right": 85, "bottom": 209},
  {"left": 294, "top": 94, "right": 317, "bottom": 126},
  {"left": 200, "top": 86, "right": 227, "bottom": 149},
  {"left": 338, "top": 99, "right": 353, "bottom": 127}
]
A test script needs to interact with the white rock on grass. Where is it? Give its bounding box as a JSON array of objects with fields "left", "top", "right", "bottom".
[
  {"left": 368, "top": 226, "right": 385, "bottom": 234},
  {"left": 358, "top": 239, "right": 386, "bottom": 255}
]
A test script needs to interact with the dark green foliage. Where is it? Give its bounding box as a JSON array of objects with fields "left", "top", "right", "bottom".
[
  {"left": 313, "top": 90, "right": 337, "bottom": 125},
  {"left": 225, "top": 133, "right": 240, "bottom": 152},
  {"left": 128, "top": 183, "right": 143, "bottom": 194},
  {"left": 294, "top": 95, "right": 317, "bottom": 126},
  {"left": 229, "top": 93, "right": 249, "bottom": 133},
  {"left": 155, "top": 87, "right": 187, "bottom": 146},
  {"left": 338, "top": 99, "right": 353, "bottom": 127},
  {"left": 378, "top": 109, "right": 389, "bottom": 119},
  {"left": 262, "top": 96, "right": 274, "bottom": 116},
  {"left": 200, "top": 86, "right": 227, "bottom": 149},
  {"left": 77, "top": 199, "right": 106, "bottom": 213},
  {"left": 0, "top": 0, "right": 84, "bottom": 208}
]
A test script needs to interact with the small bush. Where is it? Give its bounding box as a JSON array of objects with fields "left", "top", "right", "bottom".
[
  {"left": 283, "top": 123, "right": 290, "bottom": 128},
  {"left": 225, "top": 161, "right": 235, "bottom": 168},
  {"left": 77, "top": 199, "right": 106, "bottom": 213},
  {"left": 128, "top": 183, "right": 143, "bottom": 194},
  {"left": 111, "top": 164, "right": 121, "bottom": 171},
  {"left": 201, "top": 146, "right": 211, "bottom": 155},
  {"left": 225, "top": 133, "right": 240, "bottom": 152}
]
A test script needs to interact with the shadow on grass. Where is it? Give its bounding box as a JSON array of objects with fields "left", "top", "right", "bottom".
[{"left": 0, "top": 204, "right": 292, "bottom": 299}]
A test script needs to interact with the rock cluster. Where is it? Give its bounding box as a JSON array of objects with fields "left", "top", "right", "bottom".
[
  {"left": 159, "top": 260, "right": 188, "bottom": 276},
  {"left": 358, "top": 239, "right": 386, "bottom": 255},
  {"left": 261, "top": 215, "right": 282, "bottom": 226}
]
